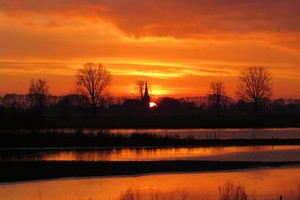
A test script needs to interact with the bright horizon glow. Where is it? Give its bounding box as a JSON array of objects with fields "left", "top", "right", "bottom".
[
  {"left": 149, "top": 102, "right": 157, "bottom": 108},
  {"left": 1, "top": 1, "right": 300, "bottom": 98}
]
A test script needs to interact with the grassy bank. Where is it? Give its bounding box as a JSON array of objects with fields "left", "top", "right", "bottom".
[
  {"left": 1, "top": 160, "right": 300, "bottom": 183},
  {"left": 2, "top": 115, "right": 300, "bottom": 129},
  {"left": 1, "top": 129, "right": 300, "bottom": 148}
]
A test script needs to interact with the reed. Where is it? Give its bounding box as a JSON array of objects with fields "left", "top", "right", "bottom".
[
  {"left": 219, "top": 181, "right": 248, "bottom": 200},
  {"left": 120, "top": 188, "right": 188, "bottom": 200}
]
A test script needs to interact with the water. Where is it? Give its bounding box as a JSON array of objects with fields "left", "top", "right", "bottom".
[
  {"left": 109, "top": 128, "right": 300, "bottom": 139},
  {"left": 1, "top": 145, "right": 300, "bottom": 162},
  {"left": 34, "top": 127, "right": 300, "bottom": 139},
  {"left": 0, "top": 166, "right": 300, "bottom": 200},
  {"left": 1, "top": 128, "right": 300, "bottom": 199}
]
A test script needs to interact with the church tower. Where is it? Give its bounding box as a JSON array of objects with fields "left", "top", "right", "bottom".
[{"left": 142, "top": 81, "right": 150, "bottom": 107}]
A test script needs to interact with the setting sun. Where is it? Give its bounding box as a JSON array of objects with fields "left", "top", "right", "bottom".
[{"left": 149, "top": 102, "right": 157, "bottom": 108}]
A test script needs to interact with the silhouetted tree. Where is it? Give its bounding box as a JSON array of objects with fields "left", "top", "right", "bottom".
[
  {"left": 271, "top": 98, "right": 285, "bottom": 113},
  {"left": 76, "top": 62, "right": 112, "bottom": 115},
  {"left": 157, "top": 97, "right": 183, "bottom": 114},
  {"left": 135, "top": 80, "right": 146, "bottom": 101},
  {"left": 2, "top": 93, "right": 20, "bottom": 109},
  {"left": 1, "top": 94, "right": 30, "bottom": 109},
  {"left": 237, "top": 66, "right": 272, "bottom": 114},
  {"left": 208, "top": 81, "right": 226, "bottom": 116},
  {"left": 55, "top": 94, "right": 89, "bottom": 116},
  {"left": 134, "top": 80, "right": 152, "bottom": 101},
  {"left": 28, "top": 79, "right": 49, "bottom": 111}
]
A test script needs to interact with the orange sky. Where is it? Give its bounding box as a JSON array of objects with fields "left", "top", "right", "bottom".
[{"left": 1, "top": 0, "right": 300, "bottom": 98}]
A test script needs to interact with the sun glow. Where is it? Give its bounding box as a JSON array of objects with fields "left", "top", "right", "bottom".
[
  {"left": 149, "top": 102, "right": 157, "bottom": 108},
  {"left": 0, "top": 1, "right": 300, "bottom": 98}
]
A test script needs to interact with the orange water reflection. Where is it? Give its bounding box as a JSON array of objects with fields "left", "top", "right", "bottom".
[
  {"left": 37, "top": 128, "right": 300, "bottom": 139},
  {"left": 2, "top": 145, "right": 299, "bottom": 162},
  {"left": 0, "top": 167, "right": 300, "bottom": 200}
]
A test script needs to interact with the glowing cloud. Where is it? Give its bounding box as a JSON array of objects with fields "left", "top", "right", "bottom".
[{"left": 0, "top": 0, "right": 300, "bottom": 98}]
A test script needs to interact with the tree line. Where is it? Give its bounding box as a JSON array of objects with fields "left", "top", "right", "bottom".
[{"left": 0, "top": 63, "right": 300, "bottom": 119}]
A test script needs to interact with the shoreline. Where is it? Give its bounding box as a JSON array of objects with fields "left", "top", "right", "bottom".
[
  {"left": 1, "top": 138, "right": 300, "bottom": 148},
  {"left": 2, "top": 164, "right": 300, "bottom": 186},
  {"left": 1, "top": 160, "right": 300, "bottom": 183}
]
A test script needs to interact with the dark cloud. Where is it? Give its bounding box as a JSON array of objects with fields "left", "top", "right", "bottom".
[{"left": 1, "top": 0, "right": 300, "bottom": 38}]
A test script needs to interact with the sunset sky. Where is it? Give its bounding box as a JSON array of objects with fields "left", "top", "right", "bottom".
[{"left": 1, "top": 0, "right": 300, "bottom": 98}]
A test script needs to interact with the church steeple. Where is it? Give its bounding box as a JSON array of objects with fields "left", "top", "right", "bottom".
[
  {"left": 142, "top": 81, "right": 150, "bottom": 106},
  {"left": 144, "top": 82, "right": 149, "bottom": 97}
]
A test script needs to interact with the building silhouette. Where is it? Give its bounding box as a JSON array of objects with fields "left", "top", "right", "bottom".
[
  {"left": 142, "top": 81, "right": 150, "bottom": 108},
  {"left": 122, "top": 81, "right": 150, "bottom": 114}
]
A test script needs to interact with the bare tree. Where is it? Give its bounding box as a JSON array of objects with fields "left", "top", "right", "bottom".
[
  {"left": 208, "top": 81, "right": 226, "bottom": 116},
  {"left": 134, "top": 80, "right": 152, "bottom": 101},
  {"left": 28, "top": 79, "right": 49, "bottom": 110},
  {"left": 237, "top": 66, "right": 272, "bottom": 114},
  {"left": 76, "top": 62, "right": 112, "bottom": 115},
  {"left": 135, "top": 80, "right": 146, "bottom": 101}
]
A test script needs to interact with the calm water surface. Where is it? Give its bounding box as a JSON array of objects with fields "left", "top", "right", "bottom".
[
  {"left": 1, "top": 145, "right": 300, "bottom": 162},
  {"left": 1, "top": 166, "right": 300, "bottom": 200},
  {"left": 111, "top": 128, "right": 300, "bottom": 139},
  {"left": 38, "top": 127, "right": 300, "bottom": 139}
]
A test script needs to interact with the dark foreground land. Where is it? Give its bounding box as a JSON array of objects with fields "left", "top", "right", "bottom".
[
  {"left": 2, "top": 115, "right": 300, "bottom": 129},
  {"left": 42, "top": 115, "right": 300, "bottom": 129},
  {"left": 1, "top": 161, "right": 300, "bottom": 183},
  {"left": 1, "top": 129, "right": 300, "bottom": 148}
]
